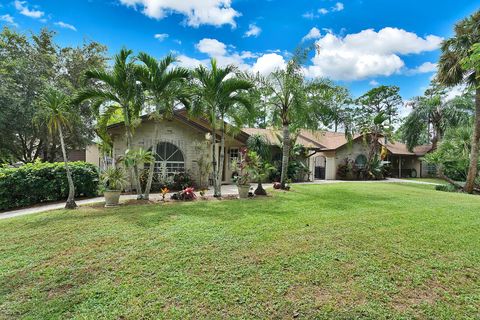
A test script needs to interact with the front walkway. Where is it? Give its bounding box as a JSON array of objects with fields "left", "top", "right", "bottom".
[{"left": 0, "top": 178, "right": 440, "bottom": 220}]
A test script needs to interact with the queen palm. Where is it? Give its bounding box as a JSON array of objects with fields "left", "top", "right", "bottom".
[
  {"left": 136, "top": 52, "right": 191, "bottom": 200},
  {"left": 192, "top": 59, "right": 253, "bottom": 197},
  {"left": 76, "top": 48, "right": 145, "bottom": 199},
  {"left": 437, "top": 10, "right": 480, "bottom": 193},
  {"left": 37, "top": 88, "right": 77, "bottom": 209}
]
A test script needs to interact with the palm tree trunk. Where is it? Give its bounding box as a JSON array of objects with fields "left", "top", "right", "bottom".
[
  {"left": 254, "top": 182, "right": 267, "bottom": 195},
  {"left": 211, "top": 124, "right": 221, "bottom": 197},
  {"left": 216, "top": 120, "right": 226, "bottom": 197},
  {"left": 280, "top": 124, "right": 290, "bottom": 188},
  {"left": 58, "top": 126, "right": 77, "bottom": 209},
  {"left": 144, "top": 123, "right": 159, "bottom": 200},
  {"left": 125, "top": 128, "right": 143, "bottom": 199},
  {"left": 464, "top": 87, "right": 480, "bottom": 193}
]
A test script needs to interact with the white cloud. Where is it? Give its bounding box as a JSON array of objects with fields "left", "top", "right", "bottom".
[
  {"left": 305, "top": 27, "right": 443, "bottom": 80},
  {"left": 0, "top": 14, "right": 18, "bottom": 27},
  {"left": 196, "top": 38, "right": 227, "bottom": 56},
  {"left": 302, "top": 12, "right": 317, "bottom": 19},
  {"left": 54, "top": 21, "right": 77, "bottom": 31},
  {"left": 302, "top": 27, "right": 321, "bottom": 41},
  {"left": 118, "top": 0, "right": 240, "bottom": 27},
  {"left": 179, "top": 38, "right": 285, "bottom": 75},
  {"left": 369, "top": 80, "right": 379, "bottom": 86},
  {"left": 244, "top": 23, "right": 261, "bottom": 38},
  {"left": 154, "top": 33, "right": 168, "bottom": 41},
  {"left": 407, "top": 61, "right": 437, "bottom": 74},
  {"left": 14, "top": 0, "right": 44, "bottom": 18},
  {"left": 251, "top": 53, "right": 286, "bottom": 75},
  {"left": 332, "top": 2, "right": 344, "bottom": 12},
  {"left": 318, "top": 8, "right": 329, "bottom": 14},
  {"left": 173, "top": 39, "right": 182, "bottom": 45}
]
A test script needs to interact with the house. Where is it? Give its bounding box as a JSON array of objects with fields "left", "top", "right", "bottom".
[{"left": 106, "top": 109, "right": 434, "bottom": 185}]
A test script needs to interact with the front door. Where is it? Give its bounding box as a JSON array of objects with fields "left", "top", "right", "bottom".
[{"left": 314, "top": 156, "right": 326, "bottom": 180}]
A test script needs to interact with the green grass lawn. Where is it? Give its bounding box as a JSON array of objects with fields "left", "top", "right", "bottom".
[
  {"left": 401, "top": 177, "right": 448, "bottom": 184},
  {"left": 1, "top": 183, "right": 479, "bottom": 319}
]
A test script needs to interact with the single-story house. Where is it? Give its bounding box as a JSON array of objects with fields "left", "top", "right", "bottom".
[{"left": 105, "top": 109, "right": 434, "bottom": 185}]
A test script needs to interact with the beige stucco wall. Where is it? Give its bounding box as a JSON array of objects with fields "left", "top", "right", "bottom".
[
  {"left": 109, "top": 118, "right": 244, "bottom": 185},
  {"left": 85, "top": 144, "right": 100, "bottom": 167}
]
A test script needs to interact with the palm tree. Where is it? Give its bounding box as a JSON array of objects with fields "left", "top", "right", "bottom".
[
  {"left": 37, "top": 88, "right": 77, "bottom": 209},
  {"left": 401, "top": 83, "right": 473, "bottom": 151},
  {"left": 136, "top": 52, "right": 191, "bottom": 200},
  {"left": 76, "top": 48, "right": 145, "bottom": 199},
  {"left": 261, "top": 50, "right": 324, "bottom": 188},
  {"left": 191, "top": 59, "right": 253, "bottom": 197},
  {"left": 437, "top": 10, "right": 480, "bottom": 193},
  {"left": 247, "top": 134, "right": 273, "bottom": 195}
]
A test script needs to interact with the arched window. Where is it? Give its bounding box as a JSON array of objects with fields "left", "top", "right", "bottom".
[
  {"left": 355, "top": 154, "right": 367, "bottom": 169},
  {"left": 154, "top": 142, "right": 185, "bottom": 175}
]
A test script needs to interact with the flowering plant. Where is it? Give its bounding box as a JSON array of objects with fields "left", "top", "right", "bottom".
[
  {"left": 182, "top": 187, "right": 197, "bottom": 200},
  {"left": 160, "top": 187, "right": 169, "bottom": 201},
  {"left": 231, "top": 147, "right": 260, "bottom": 186}
]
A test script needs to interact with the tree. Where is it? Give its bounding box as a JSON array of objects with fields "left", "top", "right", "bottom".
[
  {"left": 0, "top": 27, "right": 107, "bottom": 164},
  {"left": 437, "top": 10, "right": 480, "bottom": 193},
  {"left": 76, "top": 48, "right": 145, "bottom": 199},
  {"left": 36, "top": 88, "right": 77, "bottom": 209},
  {"left": 247, "top": 134, "right": 273, "bottom": 195},
  {"left": 136, "top": 52, "right": 191, "bottom": 200},
  {"left": 261, "top": 48, "right": 326, "bottom": 188},
  {"left": 400, "top": 83, "right": 474, "bottom": 150},
  {"left": 317, "top": 81, "right": 352, "bottom": 132},
  {"left": 356, "top": 85, "right": 402, "bottom": 125},
  {"left": 191, "top": 59, "right": 253, "bottom": 197}
]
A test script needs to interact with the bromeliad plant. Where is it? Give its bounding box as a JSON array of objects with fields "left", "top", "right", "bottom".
[{"left": 101, "top": 167, "right": 128, "bottom": 191}]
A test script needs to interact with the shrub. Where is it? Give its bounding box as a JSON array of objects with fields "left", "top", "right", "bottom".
[
  {"left": 0, "top": 161, "right": 99, "bottom": 210},
  {"left": 435, "top": 183, "right": 458, "bottom": 193}
]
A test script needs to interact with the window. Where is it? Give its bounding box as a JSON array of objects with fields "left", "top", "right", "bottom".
[
  {"left": 229, "top": 147, "right": 239, "bottom": 162},
  {"left": 154, "top": 142, "right": 185, "bottom": 176},
  {"left": 427, "top": 163, "right": 437, "bottom": 175},
  {"left": 355, "top": 154, "right": 367, "bottom": 169}
]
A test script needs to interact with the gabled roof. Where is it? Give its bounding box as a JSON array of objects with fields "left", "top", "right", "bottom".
[
  {"left": 242, "top": 128, "right": 325, "bottom": 150},
  {"left": 106, "top": 109, "right": 250, "bottom": 143}
]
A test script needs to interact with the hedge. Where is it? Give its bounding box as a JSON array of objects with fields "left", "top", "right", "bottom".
[{"left": 0, "top": 161, "right": 99, "bottom": 211}]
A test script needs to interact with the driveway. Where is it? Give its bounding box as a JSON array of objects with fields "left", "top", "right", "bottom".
[{"left": 0, "top": 179, "right": 440, "bottom": 220}]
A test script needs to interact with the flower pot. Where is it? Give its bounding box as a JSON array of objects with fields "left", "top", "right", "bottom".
[
  {"left": 104, "top": 190, "right": 121, "bottom": 207},
  {"left": 237, "top": 184, "right": 250, "bottom": 199}
]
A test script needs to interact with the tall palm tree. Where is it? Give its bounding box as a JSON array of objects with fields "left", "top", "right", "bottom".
[
  {"left": 191, "top": 59, "right": 253, "bottom": 197},
  {"left": 136, "top": 52, "right": 191, "bottom": 200},
  {"left": 76, "top": 48, "right": 145, "bottom": 199},
  {"left": 262, "top": 50, "right": 324, "bottom": 188},
  {"left": 37, "top": 88, "right": 77, "bottom": 209},
  {"left": 437, "top": 10, "right": 480, "bottom": 193}
]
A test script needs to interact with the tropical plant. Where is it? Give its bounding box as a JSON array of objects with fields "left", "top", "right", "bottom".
[
  {"left": 401, "top": 83, "right": 473, "bottom": 150},
  {"left": 247, "top": 134, "right": 273, "bottom": 195},
  {"left": 355, "top": 85, "right": 402, "bottom": 125},
  {"left": 231, "top": 148, "right": 260, "bottom": 186},
  {"left": 191, "top": 59, "right": 253, "bottom": 197},
  {"left": 35, "top": 88, "right": 78, "bottom": 209},
  {"left": 437, "top": 10, "right": 480, "bottom": 193},
  {"left": 100, "top": 167, "right": 128, "bottom": 191},
  {"left": 76, "top": 48, "right": 145, "bottom": 198},
  {"left": 136, "top": 52, "right": 191, "bottom": 199},
  {"left": 358, "top": 112, "right": 393, "bottom": 177},
  {"left": 192, "top": 140, "right": 212, "bottom": 189},
  {"left": 260, "top": 47, "right": 327, "bottom": 188}
]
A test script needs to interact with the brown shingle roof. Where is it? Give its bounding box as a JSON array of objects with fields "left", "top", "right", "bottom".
[{"left": 242, "top": 128, "right": 325, "bottom": 149}]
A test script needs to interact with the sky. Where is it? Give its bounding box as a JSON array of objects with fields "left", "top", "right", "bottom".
[{"left": 0, "top": 0, "right": 479, "bottom": 103}]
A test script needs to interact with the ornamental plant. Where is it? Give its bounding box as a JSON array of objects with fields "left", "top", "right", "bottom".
[{"left": 231, "top": 147, "right": 260, "bottom": 186}]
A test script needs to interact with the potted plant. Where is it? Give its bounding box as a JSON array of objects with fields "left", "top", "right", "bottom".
[
  {"left": 232, "top": 148, "right": 259, "bottom": 199},
  {"left": 100, "top": 167, "right": 128, "bottom": 207}
]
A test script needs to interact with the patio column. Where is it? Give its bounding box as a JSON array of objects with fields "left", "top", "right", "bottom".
[{"left": 398, "top": 155, "right": 402, "bottom": 178}]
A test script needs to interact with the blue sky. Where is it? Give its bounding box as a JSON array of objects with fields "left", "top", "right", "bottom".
[{"left": 0, "top": 0, "right": 479, "bottom": 101}]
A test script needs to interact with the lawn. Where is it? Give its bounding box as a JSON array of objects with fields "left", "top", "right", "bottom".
[
  {"left": 1, "top": 183, "right": 479, "bottom": 319},
  {"left": 401, "top": 177, "right": 448, "bottom": 184}
]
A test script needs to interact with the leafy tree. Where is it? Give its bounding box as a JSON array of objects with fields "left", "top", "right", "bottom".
[
  {"left": 136, "top": 52, "right": 191, "bottom": 200},
  {"left": 35, "top": 88, "right": 77, "bottom": 209},
  {"left": 355, "top": 85, "right": 402, "bottom": 125},
  {"left": 316, "top": 81, "right": 352, "bottom": 132},
  {"left": 191, "top": 59, "right": 253, "bottom": 197},
  {"left": 437, "top": 10, "right": 480, "bottom": 193},
  {"left": 261, "top": 48, "right": 326, "bottom": 188},
  {"left": 0, "top": 27, "right": 107, "bottom": 163},
  {"left": 76, "top": 48, "right": 145, "bottom": 199},
  {"left": 400, "top": 83, "right": 474, "bottom": 150}
]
